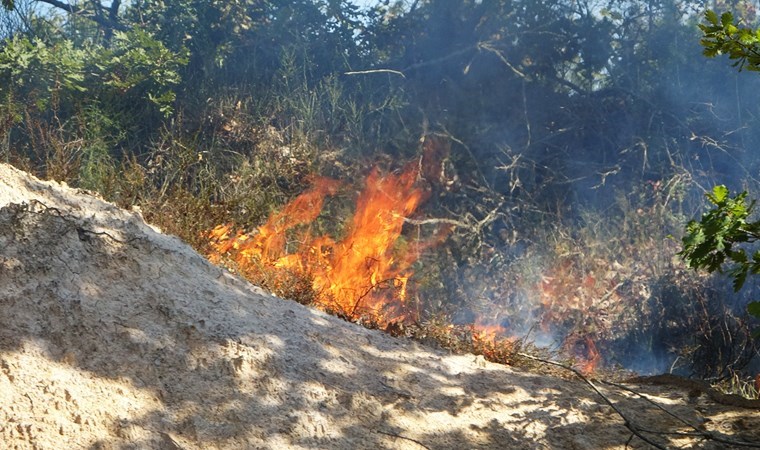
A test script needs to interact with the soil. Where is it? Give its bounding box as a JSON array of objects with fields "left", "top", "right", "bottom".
[{"left": 1, "top": 163, "right": 759, "bottom": 450}]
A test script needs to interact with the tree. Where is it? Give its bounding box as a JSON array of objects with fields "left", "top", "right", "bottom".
[
  {"left": 2, "top": 0, "right": 125, "bottom": 41},
  {"left": 680, "top": 10, "right": 760, "bottom": 332}
]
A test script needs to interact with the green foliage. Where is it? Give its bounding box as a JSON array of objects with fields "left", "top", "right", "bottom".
[
  {"left": 0, "top": 28, "right": 186, "bottom": 116},
  {"left": 0, "top": 24, "right": 188, "bottom": 191},
  {"left": 680, "top": 185, "right": 760, "bottom": 328},
  {"left": 699, "top": 10, "right": 760, "bottom": 71},
  {"left": 0, "top": 36, "right": 87, "bottom": 108},
  {"left": 99, "top": 30, "right": 188, "bottom": 116},
  {"left": 684, "top": 9, "right": 760, "bottom": 332},
  {"left": 680, "top": 186, "right": 756, "bottom": 284},
  {"left": 76, "top": 104, "right": 123, "bottom": 193},
  {"left": 750, "top": 301, "right": 760, "bottom": 317}
]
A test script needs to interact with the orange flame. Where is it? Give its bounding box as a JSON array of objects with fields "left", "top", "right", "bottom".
[
  {"left": 470, "top": 320, "right": 517, "bottom": 363},
  {"left": 207, "top": 163, "right": 437, "bottom": 325},
  {"left": 311, "top": 166, "right": 429, "bottom": 320},
  {"left": 471, "top": 320, "right": 508, "bottom": 342},
  {"left": 577, "top": 336, "right": 601, "bottom": 375},
  {"left": 536, "top": 254, "right": 622, "bottom": 372}
]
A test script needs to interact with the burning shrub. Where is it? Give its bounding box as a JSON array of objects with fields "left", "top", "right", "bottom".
[
  {"left": 426, "top": 172, "right": 760, "bottom": 376},
  {"left": 397, "top": 315, "right": 534, "bottom": 367},
  {"left": 207, "top": 160, "right": 446, "bottom": 326},
  {"left": 200, "top": 135, "right": 759, "bottom": 381}
]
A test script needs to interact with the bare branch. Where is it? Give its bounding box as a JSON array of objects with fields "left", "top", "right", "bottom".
[
  {"left": 33, "top": 0, "right": 126, "bottom": 33},
  {"left": 403, "top": 45, "right": 478, "bottom": 73},
  {"left": 603, "top": 379, "right": 760, "bottom": 448},
  {"left": 403, "top": 202, "right": 503, "bottom": 235},
  {"left": 478, "top": 41, "right": 527, "bottom": 79},
  {"left": 517, "top": 352, "right": 669, "bottom": 450},
  {"left": 520, "top": 352, "right": 760, "bottom": 449},
  {"left": 344, "top": 69, "right": 406, "bottom": 78}
]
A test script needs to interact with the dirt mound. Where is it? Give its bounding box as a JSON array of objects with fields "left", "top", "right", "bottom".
[{"left": 0, "top": 163, "right": 758, "bottom": 449}]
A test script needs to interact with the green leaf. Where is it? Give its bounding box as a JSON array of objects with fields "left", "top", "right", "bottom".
[
  {"left": 748, "top": 301, "right": 760, "bottom": 319},
  {"left": 708, "top": 185, "right": 729, "bottom": 204},
  {"left": 739, "top": 30, "right": 756, "bottom": 45},
  {"left": 702, "top": 46, "right": 720, "bottom": 58},
  {"left": 730, "top": 249, "right": 748, "bottom": 264},
  {"left": 705, "top": 10, "right": 719, "bottom": 26},
  {"left": 721, "top": 11, "right": 735, "bottom": 27},
  {"left": 732, "top": 267, "right": 748, "bottom": 292}
]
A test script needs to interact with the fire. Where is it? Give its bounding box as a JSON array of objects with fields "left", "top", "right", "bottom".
[
  {"left": 470, "top": 320, "right": 518, "bottom": 363},
  {"left": 471, "top": 320, "right": 508, "bottom": 342},
  {"left": 535, "top": 254, "right": 625, "bottom": 373},
  {"left": 207, "top": 176, "right": 341, "bottom": 264},
  {"left": 313, "top": 166, "right": 428, "bottom": 320},
  {"left": 207, "top": 162, "right": 435, "bottom": 325},
  {"left": 577, "top": 336, "right": 601, "bottom": 375}
]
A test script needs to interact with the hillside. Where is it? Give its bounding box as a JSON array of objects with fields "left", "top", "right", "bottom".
[{"left": 0, "top": 163, "right": 758, "bottom": 449}]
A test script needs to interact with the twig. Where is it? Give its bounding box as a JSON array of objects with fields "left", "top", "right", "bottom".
[
  {"left": 601, "top": 380, "right": 696, "bottom": 429},
  {"left": 402, "top": 217, "right": 469, "bottom": 228},
  {"left": 602, "top": 380, "right": 760, "bottom": 447},
  {"left": 348, "top": 276, "right": 404, "bottom": 317},
  {"left": 516, "top": 352, "right": 669, "bottom": 450},
  {"left": 629, "top": 374, "right": 760, "bottom": 409},
  {"left": 433, "top": 129, "right": 490, "bottom": 187},
  {"left": 375, "top": 430, "right": 431, "bottom": 450},
  {"left": 76, "top": 226, "right": 133, "bottom": 244},
  {"left": 344, "top": 69, "right": 406, "bottom": 78},
  {"left": 403, "top": 202, "right": 502, "bottom": 235},
  {"left": 599, "top": 282, "right": 624, "bottom": 303},
  {"left": 521, "top": 352, "right": 760, "bottom": 448},
  {"left": 635, "top": 428, "right": 760, "bottom": 448},
  {"left": 344, "top": 45, "right": 478, "bottom": 82},
  {"left": 403, "top": 45, "right": 478, "bottom": 73},
  {"left": 478, "top": 41, "right": 527, "bottom": 79},
  {"left": 18, "top": 200, "right": 139, "bottom": 245}
]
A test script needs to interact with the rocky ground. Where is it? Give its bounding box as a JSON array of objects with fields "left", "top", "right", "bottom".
[{"left": 1, "top": 163, "right": 759, "bottom": 449}]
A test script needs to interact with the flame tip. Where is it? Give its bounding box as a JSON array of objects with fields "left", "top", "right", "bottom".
[{"left": 205, "top": 162, "right": 441, "bottom": 326}]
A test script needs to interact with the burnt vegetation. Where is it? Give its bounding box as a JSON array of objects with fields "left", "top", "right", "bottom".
[{"left": 1, "top": 0, "right": 759, "bottom": 391}]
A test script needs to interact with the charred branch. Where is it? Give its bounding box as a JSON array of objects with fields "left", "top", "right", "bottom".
[
  {"left": 604, "top": 379, "right": 760, "bottom": 448},
  {"left": 627, "top": 374, "right": 760, "bottom": 410}
]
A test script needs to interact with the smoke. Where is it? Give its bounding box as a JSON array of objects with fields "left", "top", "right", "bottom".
[
  {"left": 196, "top": 0, "right": 760, "bottom": 376},
  {"left": 376, "top": 0, "right": 760, "bottom": 376}
]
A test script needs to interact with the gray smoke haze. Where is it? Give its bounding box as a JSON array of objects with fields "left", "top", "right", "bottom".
[{"left": 371, "top": 0, "right": 760, "bottom": 376}]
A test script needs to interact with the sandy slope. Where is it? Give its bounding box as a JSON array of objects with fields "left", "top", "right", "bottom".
[{"left": 0, "top": 163, "right": 758, "bottom": 450}]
